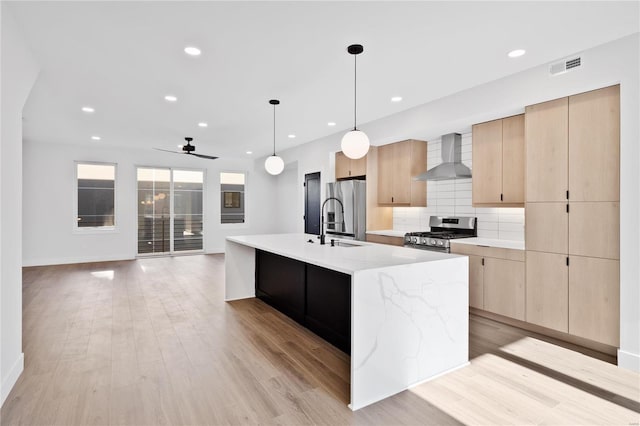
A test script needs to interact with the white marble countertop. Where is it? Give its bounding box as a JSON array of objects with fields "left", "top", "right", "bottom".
[
  {"left": 451, "top": 237, "right": 525, "bottom": 250},
  {"left": 226, "top": 233, "right": 462, "bottom": 275},
  {"left": 365, "top": 229, "right": 406, "bottom": 237}
]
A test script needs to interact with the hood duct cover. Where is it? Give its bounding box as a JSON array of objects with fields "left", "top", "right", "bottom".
[{"left": 414, "top": 133, "right": 472, "bottom": 181}]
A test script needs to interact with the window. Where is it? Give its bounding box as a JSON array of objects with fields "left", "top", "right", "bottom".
[
  {"left": 220, "top": 172, "right": 245, "bottom": 224},
  {"left": 76, "top": 163, "right": 115, "bottom": 228},
  {"left": 137, "top": 168, "right": 204, "bottom": 254}
]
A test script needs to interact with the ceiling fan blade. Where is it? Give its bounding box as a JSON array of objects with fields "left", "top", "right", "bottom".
[
  {"left": 190, "top": 153, "right": 219, "bottom": 160},
  {"left": 153, "top": 147, "right": 182, "bottom": 154}
]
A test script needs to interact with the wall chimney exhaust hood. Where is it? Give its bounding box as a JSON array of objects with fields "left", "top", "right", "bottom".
[{"left": 413, "top": 133, "right": 472, "bottom": 181}]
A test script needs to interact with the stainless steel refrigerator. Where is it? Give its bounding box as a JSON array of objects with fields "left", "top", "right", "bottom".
[{"left": 325, "top": 180, "right": 366, "bottom": 241}]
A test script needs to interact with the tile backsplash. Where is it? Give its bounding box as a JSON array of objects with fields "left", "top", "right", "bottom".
[{"left": 392, "top": 133, "right": 525, "bottom": 241}]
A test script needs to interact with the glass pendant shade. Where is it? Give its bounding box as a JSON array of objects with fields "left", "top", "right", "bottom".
[
  {"left": 341, "top": 130, "right": 370, "bottom": 159},
  {"left": 264, "top": 155, "right": 284, "bottom": 175}
]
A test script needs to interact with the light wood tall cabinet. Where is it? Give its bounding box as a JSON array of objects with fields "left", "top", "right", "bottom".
[
  {"left": 377, "top": 139, "right": 427, "bottom": 206},
  {"left": 472, "top": 114, "right": 525, "bottom": 206},
  {"left": 335, "top": 151, "right": 367, "bottom": 180},
  {"left": 524, "top": 85, "right": 620, "bottom": 347}
]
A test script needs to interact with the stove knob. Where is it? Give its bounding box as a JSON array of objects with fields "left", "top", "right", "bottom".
[
  {"left": 438, "top": 240, "right": 444, "bottom": 246},
  {"left": 411, "top": 237, "right": 417, "bottom": 243},
  {"left": 431, "top": 239, "right": 437, "bottom": 245}
]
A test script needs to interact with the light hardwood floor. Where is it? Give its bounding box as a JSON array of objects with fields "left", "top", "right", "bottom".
[{"left": 2, "top": 255, "right": 639, "bottom": 425}]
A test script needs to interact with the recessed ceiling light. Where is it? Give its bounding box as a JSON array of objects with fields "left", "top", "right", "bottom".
[
  {"left": 328, "top": 122, "right": 336, "bottom": 127},
  {"left": 81, "top": 106, "right": 95, "bottom": 113},
  {"left": 91, "top": 136, "right": 101, "bottom": 141},
  {"left": 164, "top": 95, "right": 178, "bottom": 102},
  {"left": 246, "top": 151, "right": 253, "bottom": 155},
  {"left": 177, "top": 144, "right": 183, "bottom": 148},
  {"left": 198, "top": 122, "right": 208, "bottom": 128},
  {"left": 391, "top": 96, "right": 403, "bottom": 102},
  {"left": 508, "top": 49, "right": 526, "bottom": 58},
  {"left": 184, "top": 46, "right": 202, "bottom": 56},
  {"left": 288, "top": 134, "right": 296, "bottom": 139}
]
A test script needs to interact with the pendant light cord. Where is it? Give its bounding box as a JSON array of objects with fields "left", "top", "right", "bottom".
[
  {"left": 273, "top": 103, "right": 276, "bottom": 156},
  {"left": 353, "top": 54, "right": 357, "bottom": 131}
]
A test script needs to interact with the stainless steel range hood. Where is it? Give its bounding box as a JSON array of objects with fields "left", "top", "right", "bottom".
[{"left": 414, "top": 133, "right": 472, "bottom": 181}]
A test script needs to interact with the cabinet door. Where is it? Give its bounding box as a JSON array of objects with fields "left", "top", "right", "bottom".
[
  {"left": 472, "top": 119, "right": 503, "bottom": 205},
  {"left": 525, "top": 98, "right": 568, "bottom": 202},
  {"left": 335, "top": 151, "right": 351, "bottom": 179},
  {"left": 377, "top": 144, "right": 395, "bottom": 204},
  {"left": 468, "top": 255, "right": 484, "bottom": 309},
  {"left": 305, "top": 264, "right": 351, "bottom": 354},
  {"left": 255, "top": 250, "right": 306, "bottom": 323},
  {"left": 526, "top": 251, "right": 568, "bottom": 332},
  {"left": 392, "top": 142, "right": 412, "bottom": 204},
  {"left": 569, "top": 85, "right": 620, "bottom": 202},
  {"left": 409, "top": 141, "right": 427, "bottom": 206},
  {"left": 569, "top": 202, "right": 619, "bottom": 259},
  {"left": 569, "top": 256, "right": 619, "bottom": 346},
  {"left": 502, "top": 114, "right": 525, "bottom": 203},
  {"left": 350, "top": 155, "right": 367, "bottom": 177},
  {"left": 484, "top": 258, "right": 525, "bottom": 320},
  {"left": 525, "top": 202, "right": 568, "bottom": 254}
]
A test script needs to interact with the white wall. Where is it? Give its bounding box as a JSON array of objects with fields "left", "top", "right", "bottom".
[
  {"left": 275, "top": 34, "right": 640, "bottom": 371},
  {"left": 1, "top": 5, "right": 39, "bottom": 406},
  {"left": 22, "top": 141, "right": 277, "bottom": 265},
  {"left": 273, "top": 161, "right": 299, "bottom": 234}
]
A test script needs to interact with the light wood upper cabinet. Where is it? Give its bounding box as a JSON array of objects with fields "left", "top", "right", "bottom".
[
  {"left": 472, "top": 119, "right": 503, "bottom": 204},
  {"left": 335, "top": 151, "right": 367, "bottom": 180},
  {"left": 526, "top": 251, "right": 569, "bottom": 333},
  {"left": 569, "top": 256, "right": 620, "bottom": 347},
  {"left": 377, "top": 140, "right": 427, "bottom": 206},
  {"left": 484, "top": 258, "right": 525, "bottom": 321},
  {"left": 525, "top": 98, "right": 569, "bottom": 202},
  {"left": 568, "top": 85, "right": 620, "bottom": 202},
  {"left": 472, "top": 114, "right": 524, "bottom": 206},
  {"left": 502, "top": 115, "right": 525, "bottom": 203}
]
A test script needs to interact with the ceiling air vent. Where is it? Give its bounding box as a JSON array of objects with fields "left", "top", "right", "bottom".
[{"left": 550, "top": 56, "right": 582, "bottom": 76}]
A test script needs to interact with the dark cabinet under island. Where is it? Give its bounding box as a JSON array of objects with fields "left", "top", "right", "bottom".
[{"left": 255, "top": 249, "right": 351, "bottom": 354}]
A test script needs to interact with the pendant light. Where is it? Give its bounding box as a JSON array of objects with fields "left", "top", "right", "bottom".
[
  {"left": 341, "top": 44, "right": 370, "bottom": 159},
  {"left": 264, "top": 99, "right": 285, "bottom": 175}
]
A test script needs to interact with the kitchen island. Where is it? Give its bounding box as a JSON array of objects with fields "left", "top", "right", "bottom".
[{"left": 225, "top": 233, "right": 469, "bottom": 410}]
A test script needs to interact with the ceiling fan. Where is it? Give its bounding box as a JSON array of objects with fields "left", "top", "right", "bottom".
[{"left": 154, "top": 137, "right": 218, "bottom": 160}]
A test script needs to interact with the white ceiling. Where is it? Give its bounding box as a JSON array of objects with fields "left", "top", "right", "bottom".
[{"left": 8, "top": 1, "right": 639, "bottom": 159}]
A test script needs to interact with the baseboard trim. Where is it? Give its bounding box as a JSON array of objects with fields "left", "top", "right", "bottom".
[
  {"left": 1, "top": 353, "right": 24, "bottom": 407},
  {"left": 23, "top": 254, "right": 134, "bottom": 267},
  {"left": 470, "top": 308, "right": 618, "bottom": 356},
  {"left": 617, "top": 349, "right": 640, "bottom": 372}
]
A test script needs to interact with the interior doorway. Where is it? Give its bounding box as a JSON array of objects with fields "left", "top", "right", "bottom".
[{"left": 304, "top": 172, "right": 321, "bottom": 235}]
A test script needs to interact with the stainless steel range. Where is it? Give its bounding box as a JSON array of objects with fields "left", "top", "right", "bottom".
[{"left": 404, "top": 216, "right": 477, "bottom": 253}]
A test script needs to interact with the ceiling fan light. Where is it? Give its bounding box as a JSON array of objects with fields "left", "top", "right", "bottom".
[
  {"left": 341, "top": 130, "right": 370, "bottom": 159},
  {"left": 265, "top": 155, "right": 284, "bottom": 175}
]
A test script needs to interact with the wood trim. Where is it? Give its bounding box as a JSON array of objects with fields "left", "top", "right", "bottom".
[
  {"left": 450, "top": 243, "right": 524, "bottom": 262},
  {"left": 470, "top": 308, "right": 618, "bottom": 357}
]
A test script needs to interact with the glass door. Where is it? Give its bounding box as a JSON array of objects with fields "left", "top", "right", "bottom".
[{"left": 137, "top": 168, "right": 204, "bottom": 255}]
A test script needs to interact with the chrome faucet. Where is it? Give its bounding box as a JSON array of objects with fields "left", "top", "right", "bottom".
[{"left": 320, "top": 197, "right": 345, "bottom": 245}]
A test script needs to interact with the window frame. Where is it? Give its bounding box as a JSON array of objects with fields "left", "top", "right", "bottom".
[
  {"left": 220, "top": 170, "right": 248, "bottom": 228},
  {"left": 73, "top": 161, "right": 118, "bottom": 234}
]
